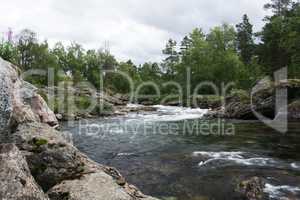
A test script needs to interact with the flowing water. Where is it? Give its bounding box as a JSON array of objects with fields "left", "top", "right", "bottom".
[{"left": 61, "top": 105, "right": 300, "bottom": 200}]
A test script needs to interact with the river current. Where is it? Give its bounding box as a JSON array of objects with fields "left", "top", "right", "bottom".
[{"left": 61, "top": 105, "right": 300, "bottom": 200}]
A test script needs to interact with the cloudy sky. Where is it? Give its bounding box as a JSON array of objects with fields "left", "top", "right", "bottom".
[{"left": 0, "top": 0, "right": 270, "bottom": 64}]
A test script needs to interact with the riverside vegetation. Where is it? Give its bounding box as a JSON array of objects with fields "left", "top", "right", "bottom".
[
  {"left": 1, "top": 1, "right": 300, "bottom": 200},
  {"left": 0, "top": 0, "right": 299, "bottom": 111}
]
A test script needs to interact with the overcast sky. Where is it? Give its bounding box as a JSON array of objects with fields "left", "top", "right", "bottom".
[{"left": 0, "top": 0, "right": 270, "bottom": 64}]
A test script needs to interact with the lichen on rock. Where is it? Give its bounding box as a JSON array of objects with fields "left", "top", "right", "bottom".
[
  {"left": 0, "top": 143, "right": 49, "bottom": 200},
  {"left": 0, "top": 57, "right": 58, "bottom": 132},
  {"left": 9, "top": 122, "right": 159, "bottom": 200}
]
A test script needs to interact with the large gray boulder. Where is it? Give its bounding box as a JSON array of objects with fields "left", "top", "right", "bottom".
[
  {"left": 48, "top": 172, "right": 150, "bottom": 200},
  {"left": 5, "top": 122, "right": 159, "bottom": 200},
  {"left": 5, "top": 122, "right": 88, "bottom": 190},
  {"left": 0, "top": 57, "right": 159, "bottom": 200},
  {"left": 0, "top": 58, "right": 16, "bottom": 133},
  {"left": 0, "top": 57, "right": 58, "bottom": 132},
  {"left": 0, "top": 143, "right": 49, "bottom": 200}
]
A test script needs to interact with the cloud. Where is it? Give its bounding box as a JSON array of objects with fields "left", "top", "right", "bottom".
[{"left": 0, "top": 0, "right": 269, "bottom": 64}]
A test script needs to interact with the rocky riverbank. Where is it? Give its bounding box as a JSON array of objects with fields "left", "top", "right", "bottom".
[
  {"left": 37, "top": 84, "right": 161, "bottom": 121},
  {"left": 0, "top": 57, "right": 159, "bottom": 200},
  {"left": 205, "top": 78, "right": 300, "bottom": 121}
]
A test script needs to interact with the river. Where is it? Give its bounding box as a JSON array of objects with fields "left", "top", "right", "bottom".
[{"left": 61, "top": 105, "right": 300, "bottom": 200}]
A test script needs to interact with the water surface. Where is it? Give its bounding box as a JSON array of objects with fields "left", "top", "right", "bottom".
[{"left": 61, "top": 105, "right": 300, "bottom": 200}]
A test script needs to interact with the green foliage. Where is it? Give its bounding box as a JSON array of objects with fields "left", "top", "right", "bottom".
[
  {"left": 75, "top": 96, "right": 92, "bottom": 110},
  {"left": 91, "top": 101, "right": 114, "bottom": 116},
  {"left": 0, "top": 41, "right": 19, "bottom": 63},
  {"left": 258, "top": 2, "right": 300, "bottom": 78},
  {"left": 0, "top": 29, "right": 118, "bottom": 88},
  {"left": 264, "top": 0, "right": 293, "bottom": 16},
  {"left": 162, "top": 39, "right": 179, "bottom": 76},
  {"left": 173, "top": 24, "right": 246, "bottom": 94},
  {"left": 207, "top": 24, "right": 242, "bottom": 86},
  {"left": 84, "top": 50, "right": 103, "bottom": 88},
  {"left": 230, "top": 89, "right": 250, "bottom": 103},
  {"left": 0, "top": 0, "right": 299, "bottom": 103},
  {"left": 236, "top": 14, "right": 255, "bottom": 65},
  {"left": 105, "top": 60, "right": 141, "bottom": 93},
  {"left": 238, "top": 57, "right": 264, "bottom": 89},
  {"left": 282, "top": 3, "right": 300, "bottom": 78},
  {"left": 138, "top": 62, "right": 162, "bottom": 95}
]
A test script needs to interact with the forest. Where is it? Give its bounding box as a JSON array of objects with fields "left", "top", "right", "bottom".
[{"left": 0, "top": 0, "right": 299, "bottom": 100}]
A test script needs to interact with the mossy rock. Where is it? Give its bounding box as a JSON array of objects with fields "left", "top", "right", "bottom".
[
  {"left": 191, "top": 95, "right": 223, "bottom": 109},
  {"left": 30, "top": 138, "right": 48, "bottom": 153},
  {"left": 229, "top": 89, "right": 250, "bottom": 104},
  {"left": 31, "top": 138, "right": 48, "bottom": 147}
]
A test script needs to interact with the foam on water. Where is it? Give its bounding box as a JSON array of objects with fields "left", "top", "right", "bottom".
[
  {"left": 291, "top": 162, "right": 300, "bottom": 169},
  {"left": 117, "top": 152, "right": 135, "bottom": 157},
  {"left": 193, "top": 151, "right": 245, "bottom": 158},
  {"left": 264, "top": 183, "right": 300, "bottom": 199},
  {"left": 141, "top": 105, "right": 208, "bottom": 122},
  {"left": 193, "top": 151, "right": 300, "bottom": 170},
  {"left": 126, "top": 104, "right": 144, "bottom": 108},
  {"left": 193, "top": 151, "right": 274, "bottom": 167}
]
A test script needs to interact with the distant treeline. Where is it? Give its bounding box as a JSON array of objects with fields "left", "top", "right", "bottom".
[{"left": 0, "top": 0, "right": 299, "bottom": 96}]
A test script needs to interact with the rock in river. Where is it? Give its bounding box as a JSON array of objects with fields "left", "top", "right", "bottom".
[{"left": 236, "top": 177, "right": 265, "bottom": 200}]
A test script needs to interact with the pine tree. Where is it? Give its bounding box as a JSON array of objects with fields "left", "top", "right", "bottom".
[
  {"left": 236, "top": 14, "right": 254, "bottom": 65},
  {"left": 162, "top": 39, "right": 179, "bottom": 75},
  {"left": 180, "top": 36, "right": 192, "bottom": 55},
  {"left": 264, "top": 0, "right": 293, "bottom": 16},
  {"left": 162, "top": 39, "right": 178, "bottom": 63}
]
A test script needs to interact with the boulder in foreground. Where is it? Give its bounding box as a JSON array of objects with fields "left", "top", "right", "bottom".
[
  {"left": 6, "top": 122, "right": 159, "bottom": 200},
  {"left": 0, "top": 143, "right": 49, "bottom": 200},
  {"left": 0, "top": 56, "right": 160, "bottom": 200},
  {"left": 0, "top": 57, "right": 58, "bottom": 132}
]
